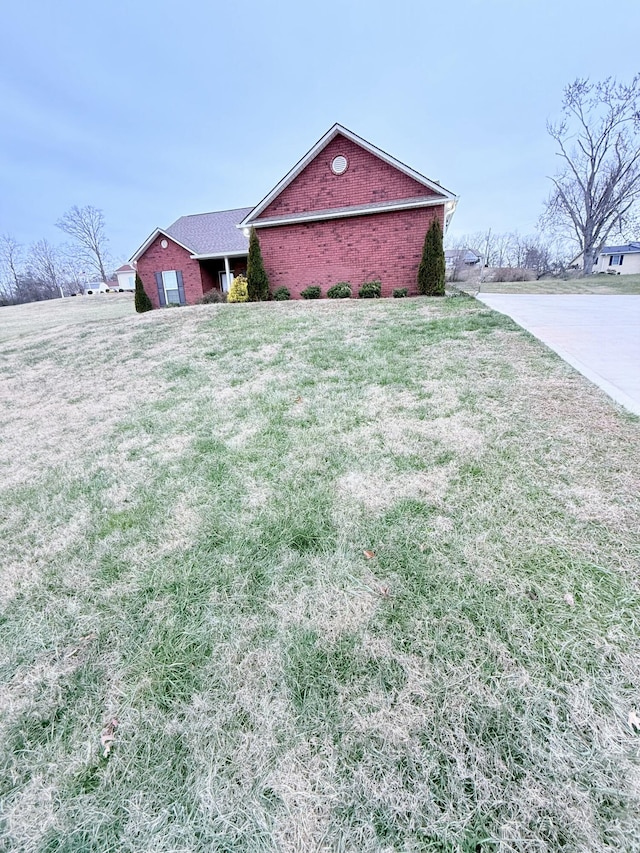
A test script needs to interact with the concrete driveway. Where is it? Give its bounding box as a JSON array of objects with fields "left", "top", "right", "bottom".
[{"left": 476, "top": 294, "right": 640, "bottom": 416}]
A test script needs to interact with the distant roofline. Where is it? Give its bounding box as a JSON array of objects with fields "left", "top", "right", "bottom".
[{"left": 173, "top": 206, "right": 254, "bottom": 218}]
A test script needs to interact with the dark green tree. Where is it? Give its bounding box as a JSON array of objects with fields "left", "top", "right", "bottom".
[
  {"left": 417, "top": 219, "right": 446, "bottom": 296},
  {"left": 134, "top": 272, "right": 153, "bottom": 313},
  {"left": 246, "top": 227, "right": 269, "bottom": 301}
]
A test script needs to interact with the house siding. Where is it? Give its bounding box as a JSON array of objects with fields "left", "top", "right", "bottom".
[
  {"left": 257, "top": 205, "right": 444, "bottom": 298},
  {"left": 136, "top": 235, "right": 205, "bottom": 307},
  {"left": 595, "top": 252, "right": 640, "bottom": 275},
  {"left": 260, "top": 134, "right": 437, "bottom": 219}
]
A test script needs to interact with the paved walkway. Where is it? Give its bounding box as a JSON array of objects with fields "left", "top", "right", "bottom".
[{"left": 476, "top": 294, "right": 640, "bottom": 416}]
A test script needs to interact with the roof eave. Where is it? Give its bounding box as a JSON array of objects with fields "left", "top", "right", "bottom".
[
  {"left": 246, "top": 196, "right": 456, "bottom": 229},
  {"left": 190, "top": 250, "right": 249, "bottom": 260},
  {"left": 130, "top": 228, "right": 196, "bottom": 262}
]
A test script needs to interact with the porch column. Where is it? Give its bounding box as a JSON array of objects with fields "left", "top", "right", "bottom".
[{"left": 224, "top": 256, "right": 231, "bottom": 292}]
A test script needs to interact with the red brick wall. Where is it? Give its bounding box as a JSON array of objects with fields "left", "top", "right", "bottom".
[
  {"left": 258, "top": 205, "right": 444, "bottom": 298},
  {"left": 136, "top": 234, "right": 204, "bottom": 307},
  {"left": 260, "top": 134, "right": 437, "bottom": 219}
]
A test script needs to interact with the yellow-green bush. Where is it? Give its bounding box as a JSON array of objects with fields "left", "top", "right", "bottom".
[{"left": 227, "top": 274, "right": 248, "bottom": 303}]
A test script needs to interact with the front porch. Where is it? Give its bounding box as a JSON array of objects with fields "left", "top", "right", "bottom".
[{"left": 199, "top": 255, "right": 248, "bottom": 296}]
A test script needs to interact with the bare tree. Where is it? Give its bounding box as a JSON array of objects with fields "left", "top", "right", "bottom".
[
  {"left": 29, "top": 239, "right": 66, "bottom": 298},
  {"left": 0, "top": 234, "right": 23, "bottom": 300},
  {"left": 56, "top": 205, "right": 110, "bottom": 283},
  {"left": 542, "top": 75, "right": 640, "bottom": 275}
]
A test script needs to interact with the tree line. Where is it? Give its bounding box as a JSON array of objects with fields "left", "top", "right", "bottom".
[
  {"left": 448, "top": 74, "right": 640, "bottom": 280},
  {"left": 0, "top": 205, "right": 111, "bottom": 306},
  {"left": 444, "top": 229, "right": 572, "bottom": 281}
]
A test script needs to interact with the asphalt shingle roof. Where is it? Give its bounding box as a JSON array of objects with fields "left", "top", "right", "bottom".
[
  {"left": 601, "top": 242, "right": 640, "bottom": 254},
  {"left": 164, "top": 207, "right": 253, "bottom": 255}
]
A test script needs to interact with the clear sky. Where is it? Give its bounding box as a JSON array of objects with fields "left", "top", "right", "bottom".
[{"left": 1, "top": 0, "right": 639, "bottom": 266}]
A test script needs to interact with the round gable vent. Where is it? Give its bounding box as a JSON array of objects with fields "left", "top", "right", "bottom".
[
  {"left": 331, "top": 155, "right": 348, "bottom": 175},
  {"left": 161, "top": 239, "right": 168, "bottom": 249}
]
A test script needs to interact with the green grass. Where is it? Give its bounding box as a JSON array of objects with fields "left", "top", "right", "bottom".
[
  {"left": 1, "top": 296, "right": 640, "bottom": 851},
  {"left": 476, "top": 272, "right": 640, "bottom": 294}
]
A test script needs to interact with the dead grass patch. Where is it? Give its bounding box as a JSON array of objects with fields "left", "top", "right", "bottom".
[{"left": 1, "top": 296, "right": 640, "bottom": 851}]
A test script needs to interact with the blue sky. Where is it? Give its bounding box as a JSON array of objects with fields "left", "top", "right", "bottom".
[{"left": 1, "top": 0, "right": 639, "bottom": 267}]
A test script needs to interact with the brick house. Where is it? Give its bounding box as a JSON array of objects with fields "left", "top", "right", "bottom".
[
  {"left": 132, "top": 124, "right": 457, "bottom": 305},
  {"left": 132, "top": 209, "right": 252, "bottom": 308}
]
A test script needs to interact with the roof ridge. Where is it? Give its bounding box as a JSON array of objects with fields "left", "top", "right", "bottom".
[{"left": 175, "top": 206, "right": 254, "bottom": 219}]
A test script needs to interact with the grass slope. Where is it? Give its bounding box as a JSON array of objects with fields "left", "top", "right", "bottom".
[
  {"left": 1, "top": 297, "right": 639, "bottom": 852},
  {"left": 478, "top": 273, "right": 640, "bottom": 295}
]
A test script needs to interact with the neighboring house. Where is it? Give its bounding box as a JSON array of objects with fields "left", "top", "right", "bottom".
[
  {"left": 444, "top": 248, "right": 482, "bottom": 268},
  {"left": 132, "top": 209, "right": 251, "bottom": 307},
  {"left": 132, "top": 124, "right": 457, "bottom": 305},
  {"left": 594, "top": 242, "right": 640, "bottom": 275},
  {"left": 114, "top": 263, "right": 136, "bottom": 291}
]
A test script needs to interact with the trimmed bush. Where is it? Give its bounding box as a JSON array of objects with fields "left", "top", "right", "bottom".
[
  {"left": 227, "top": 274, "right": 249, "bottom": 303},
  {"left": 417, "top": 219, "right": 446, "bottom": 296},
  {"left": 327, "top": 282, "right": 352, "bottom": 299},
  {"left": 134, "top": 273, "right": 153, "bottom": 313},
  {"left": 393, "top": 288, "right": 408, "bottom": 298},
  {"left": 301, "top": 286, "right": 321, "bottom": 300},
  {"left": 246, "top": 228, "right": 269, "bottom": 301},
  {"left": 273, "top": 286, "right": 291, "bottom": 301},
  {"left": 198, "top": 289, "right": 227, "bottom": 304},
  {"left": 358, "top": 280, "right": 381, "bottom": 299}
]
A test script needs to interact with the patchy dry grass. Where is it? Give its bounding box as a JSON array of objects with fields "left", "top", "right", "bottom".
[
  {"left": 1, "top": 296, "right": 640, "bottom": 851},
  {"left": 0, "top": 292, "right": 135, "bottom": 343}
]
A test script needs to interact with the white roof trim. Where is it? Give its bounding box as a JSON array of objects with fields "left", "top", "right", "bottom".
[
  {"left": 189, "top": 251, "right": 249, "bottom": 260},
  {"left": 250, "top": 196, "right": 453, "bottom": 229},
  {"left": 129, "top": 228, "right": 195, "bottom": 262},
  {"left": 238, "top": 123, "right": 456, "bottom": 228}
]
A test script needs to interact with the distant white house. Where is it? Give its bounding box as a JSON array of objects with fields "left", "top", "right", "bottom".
[
  {"left": 594, "top": 242, "right": 640, "bottom": 275},
  {"left": 571, "top": 242, "right": 640, "bottom": 274},
  {"left": 444, "top": 248, "right": 482, "bottom": 268},
  {"left": 114, "top": 263, "right": 136, "bottom": 291}
]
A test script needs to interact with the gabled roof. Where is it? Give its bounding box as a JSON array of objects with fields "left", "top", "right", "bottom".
[
  {"left": 239, "top": 123, "right": 457, "bottom": 228},
  {"left": 600, "top": 242, "right": 640, "bottom": 254},
  {"left": 130, "top": 207, "right": 252, "bottom": 262},
  {"left": 115, "top": 263, "right": 136, "bottom": 273},
  {"left": 444, "top": 248, "right": 481, "bottom": 263},
  {"left": 166, "top": 208, "right": 253, "bottom": 256}
]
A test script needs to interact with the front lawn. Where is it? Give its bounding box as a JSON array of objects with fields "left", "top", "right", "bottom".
[{"left": 1, "top": 297, "right": 639, "bottom": 851}]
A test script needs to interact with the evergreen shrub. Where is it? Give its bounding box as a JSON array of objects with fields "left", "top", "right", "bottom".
[
  {"left": 301, "top": 286, "right": 321, "bottom": 299},
  {"left": 246, "top": 228, "right": 269, "bottom": 301},
  {"left": 417, "top": 219, "right": 446, "bottom": 296},
  {"left": 358, "top": 280, "right": 381, "bottom": 298},
  {"left": 327, "top": 282, "right": 351, "bottom": 299},
  {"left": 134, "top": 274, "right": 153, "bottom": 313}
]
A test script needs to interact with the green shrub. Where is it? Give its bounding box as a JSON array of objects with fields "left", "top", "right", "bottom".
[
  {"left": 199, "top": 289, "right": 227, "bottom": 304},
  {"left": 246, "top": 228, "right": 269, "bottom": 301},
  {"left": 301, "top": 286, "right": 321, "bottom": 300},
  {"left": 227, "top": 274, "right": 249, "bottom": 303},
  {"left": 393, "top": 288, "right": 408, "bottom": 298},
  {"left": 358, "top": 280, "right": 381, "bottom": 299},
  {"left": 327, "top": 282, "right": 352, "bottom": 299},
  {"left": 273, "top": 286, "right": 291, "bottom": 301},
  {"left": 417, "top": 219, "right": 446, "bottom": 296},
  {"left": 134, "top": 273, "right": 153, "bottom": 313}
]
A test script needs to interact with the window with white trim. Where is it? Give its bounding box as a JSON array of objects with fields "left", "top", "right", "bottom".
[
  {"left": 609, "top": 254, "right": 624, "bottom": 266},
  {"left": 162, "top": 270, "right": 181, "bottom": 303}
]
